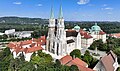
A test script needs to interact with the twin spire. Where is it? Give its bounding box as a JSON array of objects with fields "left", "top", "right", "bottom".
[
  {"left": 50, "top": 5, "right": 63, "bottom": 19},
  {"left": 50, "top": 6, "right": 54, "bottom": 19}
]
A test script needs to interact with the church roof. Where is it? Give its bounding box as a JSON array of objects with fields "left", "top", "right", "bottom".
[
  {"left": 66, "top": 29, "right": 78, "bottom": 37},
  {"left": 99, "top": 50, "right": 117, "bottom": 71},
  {"left": 58, "top": 5, "right": 63, "bottom": 19},
  {"left": 50, "top": 6, "right": 54, "bottom": 19},
  {"left": 74, "top": 25, "right": 80, "bottom": 30},
  {"left": 91, "top": 23, "right": 101, "bottom": 31}
]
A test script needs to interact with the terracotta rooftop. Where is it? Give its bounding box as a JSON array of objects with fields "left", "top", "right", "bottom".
[
  {"left": 8, "top": 42, "right": 16, "bottom": 49},
  {"left": 67, "top": 58, "right": 88, "bottom": 67},
  {"left": 83, "top": 33, "right": 93, "bottom": 39},
  {"left": 25, "top": 46, "right": 43, "bottom": 53},
  {"left": 77, "top": 64, "right": 95, "bottom": 71},
  {"left": 7, "top": 36, "right": 46, "bottom": 54},
  {"left": 99, "top": 31, "right": 106, "bottom": 35},
  {"left": 60, "top": 55, "right": 72, "bottom": 65},
  {"left": 60, "top": 55, "right": 94, "bottom": 71},
  {"left": 109, "top": 33, "right": 120, "bottom": 38},
  {"left": 80, "top": 29, "right": 87, "bottom": 36}
]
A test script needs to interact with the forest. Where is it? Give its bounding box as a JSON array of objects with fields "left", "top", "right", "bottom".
[{"left": 0, "top": 17, "right": 120, "bottom": 34}]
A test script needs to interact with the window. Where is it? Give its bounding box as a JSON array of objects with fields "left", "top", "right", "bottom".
[{"left": 57, "top": 43, "right": 59, "bottom": 55}]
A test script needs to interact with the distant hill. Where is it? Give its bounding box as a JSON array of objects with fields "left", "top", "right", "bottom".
[
  {"left": 0, "top": 17, "right": 48, "bottom": 24},
  {"left": 0, "top": 16, "right": 120, "bottom": 33}
]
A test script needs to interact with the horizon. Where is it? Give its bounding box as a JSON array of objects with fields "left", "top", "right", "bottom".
[
  {"left": 0, "top": 16, "right": 120, "bottom": 22},
  {"left": 0, "top": 0, "right": 120, "bottom": 21}
]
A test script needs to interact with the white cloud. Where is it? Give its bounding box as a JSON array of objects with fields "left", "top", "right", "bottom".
[
  {"left": 13, "top": 2, "right": 22, "bottom": 5},
  {"left": 37, "top": 4, "right": 42, "bottom": 6},
  {"left": 102, "top": 7, "right": 113, "bottom": 10},
  {"left": 77, "top": 0, "right": 89, "bottom": 5},
  {"left": 105, "top": 7, "right": 113, "bottom": 10},
  {"left": 103, "top": 4, "right": 107, "bottom": 7}
]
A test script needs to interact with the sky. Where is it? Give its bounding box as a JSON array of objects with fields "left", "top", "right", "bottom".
[{"left": 0, "top": 0, "right": 120, "bottom": 21}]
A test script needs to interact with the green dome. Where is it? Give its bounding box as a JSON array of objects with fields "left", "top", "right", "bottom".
[
  {"left": 91, "top": 23, "right": 101, "bottom": 31},
  {"left": 74, "top": 25, "right": 80, "bottom": 30}
]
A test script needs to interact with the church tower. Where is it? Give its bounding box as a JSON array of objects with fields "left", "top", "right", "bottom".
[
  {"left": 57, "top": 5, "right": 65, "bottom": 38},
  {"left": 56, "top": 5, "right": 67, "bottom": 56},
  {"left": 46, "top": 7, "right": 56, "bottom": 53}
]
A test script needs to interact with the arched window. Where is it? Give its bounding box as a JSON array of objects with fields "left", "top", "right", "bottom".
[{"left": 57, "top": 43, "right": 59, "bottom": 55}]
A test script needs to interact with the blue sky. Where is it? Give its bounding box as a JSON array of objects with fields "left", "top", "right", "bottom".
[{"left": 0, "top": 0, "right": 120, "bottom": 21}]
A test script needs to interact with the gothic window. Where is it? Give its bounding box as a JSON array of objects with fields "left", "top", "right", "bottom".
[
  {"left": 52, "top": 49, "right": 54, "bottom": 54},
  {"left": 60, "top": 30, "right": 62, "bottom": 35},
  {"left": 53, "top": 42, "right": 55, "bottom": 48},
  {"left": 57, "top": 43, "right": 59, "bottom": 55},
  {"left": 48, "top": 41, "right": 50, "bottom": 51}
]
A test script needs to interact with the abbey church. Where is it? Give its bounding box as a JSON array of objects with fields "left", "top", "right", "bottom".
[
  {"left": 46, "top": 6, "right": 81, "bottom": 57},
  {"left": 46, "top": 5, "right": 106, "bottom": 59}
]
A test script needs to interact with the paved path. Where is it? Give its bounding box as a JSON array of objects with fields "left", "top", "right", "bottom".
[
  {"left": 88, "top": 49, "right": 106, "bottom": 59},
  {"left": 81, "top": 48, "right": 107, "bottom": 60}
]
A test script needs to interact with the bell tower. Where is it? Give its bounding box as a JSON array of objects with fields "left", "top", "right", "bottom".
[
  {"left": 46, "top": 6, "right": 55, "bottom": 52},
  {"left": 56, "top": 5, "right": 66, "bottom": 56},
  {"left": 57, "top": 5, "right": 65, "bottom": 38}
]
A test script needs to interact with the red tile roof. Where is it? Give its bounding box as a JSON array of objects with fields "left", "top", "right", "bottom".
[
  {"left": 25, "top": 46, "right": 43, "bottom": 53},
  {"left": 67, "top": 58, "right": 88, "bottom": 67},
  {"left": 60, "top": 55, "right": 72, "bottom": 65},
  {"left": 80, "top": 29, "right": 87, "bottom": 36},
  {"left": 83, "top": 34, "right": 93, "bottom": 39},
  {"left": 20, "top": 40, "right": 32, "bottom": 45},
  {"left": 7, "top": 36, "right": 46, "bottom": 54},
  {"left": 7, "top": 42, "right": 16, "bottom": 49},
  {"left": 80, "top": 29, "right": 93, "bottom": 39},
  {"left": 99, "top": 31, "right": 106, "bottom": 35},
  {"left": 77, "top": 64, "right": 95, "bottom": 71},
  {"left": 60, "top": 55, "right": 94, "bottom": 71},
  {"left": 109, "top": 33, "right": 120, "bottom": 38}
]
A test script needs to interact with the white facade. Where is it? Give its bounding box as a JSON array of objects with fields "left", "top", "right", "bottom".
[
  {"left": 5, "top": 29, "right": 15, "bottom": 35},
  {"left": 81, "top": 38, "right": 93, "bottom": 48},
  {"left": 89, "top": 23, "right": 106, "bottom": 43},
  {"left": 46, "top": 6, "right": 81, "bottom": 59},
  {"left": 0, "top": 32, "right": 4, "bottom": 35}
]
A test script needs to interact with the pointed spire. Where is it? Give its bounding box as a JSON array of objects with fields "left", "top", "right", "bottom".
[
  {"left": 50, "top": 6, "right": 54, "bottom": 19},
  {"left": 58, "top": 5, "right": 63, "bottom": 19}
]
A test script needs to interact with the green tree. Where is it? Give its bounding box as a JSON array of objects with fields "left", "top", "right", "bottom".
[
  {"left": 69, "top": 65, "right": 79, "bottom": 71},
  {"left": 70, "top": 49, "right": 81, "bottom": 58},
  {"left": 2, "top": 34, "right": 8, "bottom": 39},
  {"left": 117, "top": 67, "right": 120, "bottom": 71},
  {"left": 83, "top": 50, "right": 93, "bottom": 66},
  {"left": 55, "top": 59, "right": 61, "bottom": 67}
]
